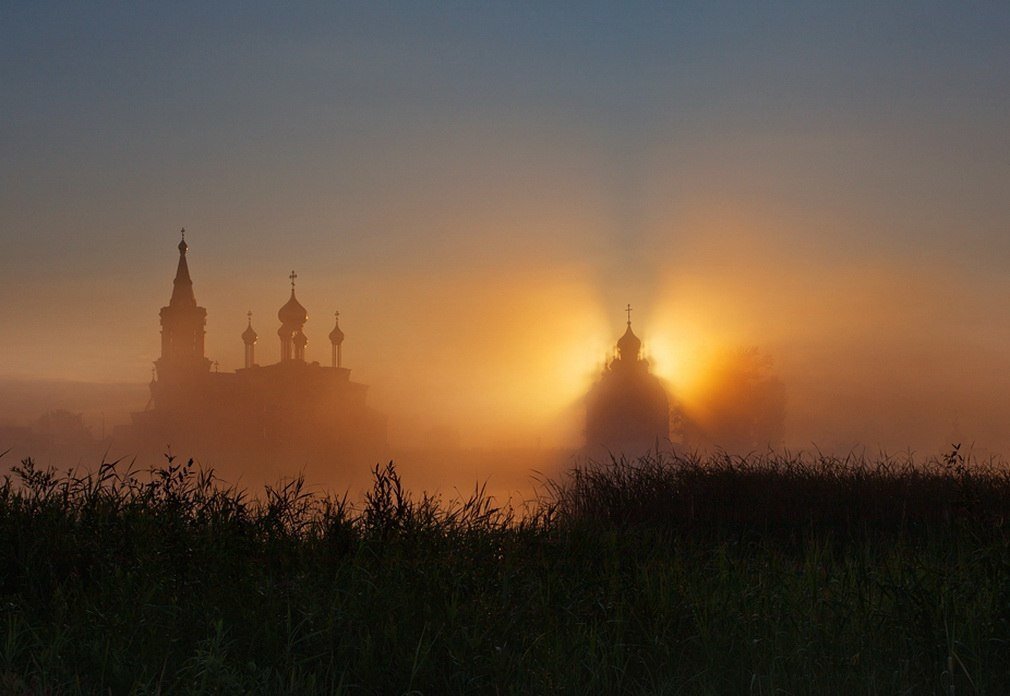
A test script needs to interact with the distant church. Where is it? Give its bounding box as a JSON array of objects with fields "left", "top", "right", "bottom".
[
  {"left": 585, "top": 307, "right": 670, "bottom": 454},
  {"left": 131, "top": 233, "right": 386, "bottom": 469}
]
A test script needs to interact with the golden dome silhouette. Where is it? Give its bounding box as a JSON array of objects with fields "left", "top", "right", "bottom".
[
  {"left": 242, "top": 313, "right": 258, "bottom": 345},
  {"left": 617, "top": 323, "right": 641, "bottom": 361},
  {"left": 278, "top": 271, "right": 307, "bottom": 326},
  {"left": 329, "top": 311, "right": 344, "bottom": 345}
]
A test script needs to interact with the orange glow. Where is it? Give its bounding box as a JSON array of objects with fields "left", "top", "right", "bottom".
[
  {"left": 8, "top": 192, "right": 1010, "bottom": 463},
  {"left": 349, "top": 264, "right": 611, "bottom": 448},
  {"left": 643, "top": 302, "right": 725, "bottom": 414}
]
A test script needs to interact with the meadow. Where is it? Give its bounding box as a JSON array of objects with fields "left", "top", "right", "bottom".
[{"left": 2, "top": 446, "right": 1009, "bottom": 694}]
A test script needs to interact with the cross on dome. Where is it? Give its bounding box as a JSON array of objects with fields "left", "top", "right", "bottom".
[
  {"left": 617, "top": 303, "right": 642, "bottom": 362},
  {"left": 278, "top": 271, "right": 308, "bottom": 328},
  {"left": 242, "top": 310, "right": 258, "bottom": 345}
]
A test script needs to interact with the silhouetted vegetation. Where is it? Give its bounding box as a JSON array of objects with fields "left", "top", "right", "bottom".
[
  {"left": 2, "top": 447, "right": 1010, "bottom": 692},
  {"left": 675, "top": 346, "right": 787, "bottom": 452}
]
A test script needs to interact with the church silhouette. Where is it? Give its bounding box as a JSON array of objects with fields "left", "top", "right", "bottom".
[
  {"left": 130, "top": 232, "right": 386, "bottom": 472},
  {"left": 585, "top": 306, "right": 671, "bottom": 454}
]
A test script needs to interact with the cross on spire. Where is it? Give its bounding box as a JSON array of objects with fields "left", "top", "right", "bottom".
[
  {"left": 625, "top": 303, "right": 633, "bottom": 326},
  {"left": 247, "top": 310, "right": 253, "bottom": 324},
  {"left": 289, "top": 270, "right": 297, "bottom": 290}
]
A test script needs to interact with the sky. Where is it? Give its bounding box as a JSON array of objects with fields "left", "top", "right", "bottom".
[{"left": 2, "top": 2, "right": 1010, "bottom": 453}]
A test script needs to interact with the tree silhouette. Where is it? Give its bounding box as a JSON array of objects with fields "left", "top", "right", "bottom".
[{"left": 675, "top": 347, "right": 785, "bottom": 453}]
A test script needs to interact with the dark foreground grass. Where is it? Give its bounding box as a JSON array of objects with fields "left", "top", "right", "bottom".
[{"left": 3, "top": 449, "right": 1010, "bottom": 693}]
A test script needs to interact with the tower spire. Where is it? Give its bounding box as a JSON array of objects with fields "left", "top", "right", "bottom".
[
  {"left": 170, "top": 228, "right": 195, "bottom": 306},
  {"left": 158, "top": 230, "right": 209, "bottom": 372}
]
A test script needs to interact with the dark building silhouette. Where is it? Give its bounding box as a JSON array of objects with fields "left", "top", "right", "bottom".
[
  {"left": 585, "top": 307, "right": 670, "bottom": 454},
  {"left": 131, "top": 232, "right": 386, "bottom": 473}
]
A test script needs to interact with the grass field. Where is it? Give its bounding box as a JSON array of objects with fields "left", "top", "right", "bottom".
[{"left": 2, "top": 447, "right": 1009, "bottom": 693}]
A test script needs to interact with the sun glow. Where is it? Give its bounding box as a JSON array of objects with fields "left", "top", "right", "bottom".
[
  {"left": 642, "top": 315, "right": 717, "bottom": 409},
  {"left": 360, "top": 266, "right": 615, "bottom": 448},
  {"left": 642, "top": 331, "right": 685, "bottom": 389},
  {"left": 509, "top": 292, "right": 612, "bottom": 418},
  {"left": 552, "top": 326, "right": 612, "bottom": 407}
]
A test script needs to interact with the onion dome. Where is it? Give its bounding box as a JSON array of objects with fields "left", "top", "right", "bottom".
[
  {"left": 617, "top": 323, "right": 642, "bottom": 361},
  {"left": 242, "top": 312, "right": 258, "bottom": 345},
  {"left": 293, "top": 330, "right": 308, "bottom": 348},
  {"left": 329, "top": 311, "right": 344, "bottom": 345},
  {"left": 279, "top": 291, "right": 308, "bottom": 326},
  {"left": 278, "top": 271, "right": 308, "bottom": 326}
]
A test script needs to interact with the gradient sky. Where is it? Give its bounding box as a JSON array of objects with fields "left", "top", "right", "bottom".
[{"left": 3, "top": 3, "right": 1010, "bottom": 451}]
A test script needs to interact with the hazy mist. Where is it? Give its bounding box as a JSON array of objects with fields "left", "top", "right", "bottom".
[{"left": 4, "top": 4, "right": 1010, "bottom": 491}]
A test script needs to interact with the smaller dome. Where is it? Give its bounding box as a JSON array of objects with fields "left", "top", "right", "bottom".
[
  {"left": 278, "top": 290, "right": 308, "bottom": 326},
  {"left": 242, "top": 320, "right": 258, "bottom": 345},
  {"left": 617, "top": 324, "right": 642, "bottom": 361},
  {"left": 293, "top": 330, "right": 308, "bottom": 347},
  {"left": 329, "top": 312, "right": 344, "bottom": 345}
]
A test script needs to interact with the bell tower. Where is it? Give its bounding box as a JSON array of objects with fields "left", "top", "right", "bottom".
[{"left": 156, "top": 230, "right": 211, "bottom": 376}]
